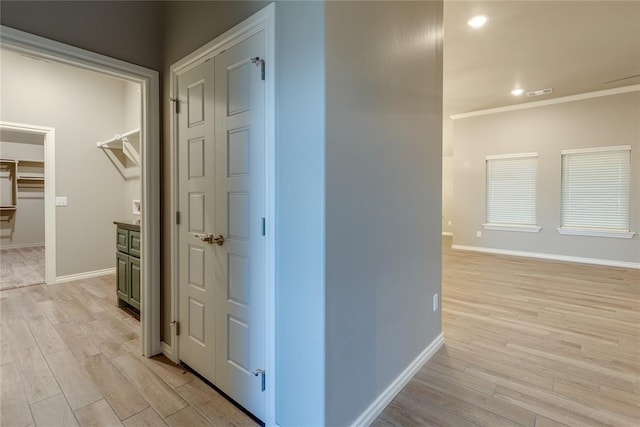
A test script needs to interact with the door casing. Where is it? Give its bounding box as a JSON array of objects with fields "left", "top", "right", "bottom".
[
  {"left": 0, "top": 121, "right": 54, "bottom": 285},
  {"left": 0, "top": 25, "right": 162, "bottom": 358},
  {"left": 168, "top": 4, "right": 276, "bottom": 425}
]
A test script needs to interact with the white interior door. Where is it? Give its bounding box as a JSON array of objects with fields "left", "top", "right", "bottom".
[{"left": 177, "top": 30, "right": 267, "bottom": 421}]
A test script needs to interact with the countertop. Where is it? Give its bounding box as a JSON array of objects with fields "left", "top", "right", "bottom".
[{"left": 113, "top": 219, "right": 141, "bottom": 232}]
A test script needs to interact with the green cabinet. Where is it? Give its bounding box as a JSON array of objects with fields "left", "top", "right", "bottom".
[{"left": 115, "top": 226, "right": 141, "bottom": 310}]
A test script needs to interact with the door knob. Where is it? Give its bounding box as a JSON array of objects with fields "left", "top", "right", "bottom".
[{"left": 194, "top": 233, "right": 225, "bottom": 246}]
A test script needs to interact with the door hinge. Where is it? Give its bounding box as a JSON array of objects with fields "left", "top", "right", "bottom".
[
  {"left": 261, "top": 217, "right": 266, "bottom": 236},
  {"left": 251, "top": 57, "right": 265, "bottom": 81},
  {"left": 253, "top": 368, "right": 265, "bottom": 391},
  {"left": 171, "top": 320, "right": 180, "bottom": 336},
  {"left": 176, "top": 211, "right": 181, "bottom": 225},
  {"left": 170, "top": 97, "right": 180, "bottom": 114}
]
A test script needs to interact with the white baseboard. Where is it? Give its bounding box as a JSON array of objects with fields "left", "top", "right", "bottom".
[
  {"left": 451, "top": 244, "right": 640, "bottom": 269},
  {"left": 351, "top": 333, "right": 445, "bottom": 427},
  {"left": 55, "top": 267, "right": 116, "bottom": 284},
  {"left": 0, "top": 242, "right": 45, "bottom": 250},
  {"left": 442, "top": 232, "right": 453, "bottom": 237}
]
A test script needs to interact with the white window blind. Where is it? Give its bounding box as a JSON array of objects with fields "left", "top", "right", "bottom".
[
  {"left": 561, "top": 146, "right": 631, "bottom": 231},
  {"left": 486, "top": 153, "right": 538, "bottom": 226}
]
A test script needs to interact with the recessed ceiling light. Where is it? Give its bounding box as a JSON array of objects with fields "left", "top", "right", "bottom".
[
  {"left": 468, "top": 15, "right": 488, "bottom": 28},
  {"left": 511, "top": 88, "right": 524, "bottom": 96}
]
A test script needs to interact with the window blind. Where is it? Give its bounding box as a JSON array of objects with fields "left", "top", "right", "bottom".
[
  {"left": 486, "top": 154, "right": 537, "bottom": 225},
  {"left": 561, "top": 146, "right": 631, "bottom": 231}
]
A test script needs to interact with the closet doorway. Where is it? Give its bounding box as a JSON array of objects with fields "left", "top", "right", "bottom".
[{"left": 0, "top": 123, "right": 54, "bottom": 289}]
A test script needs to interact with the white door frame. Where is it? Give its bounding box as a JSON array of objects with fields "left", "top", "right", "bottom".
[
  {"left": 168, "top": 4, "right": 276, "bottom": 425},
  {"left": 0, "top": 121, "right": 55, "bottom": 285},
  {"left": 0, "top": 26, "right": 162, "bottom": 357}
]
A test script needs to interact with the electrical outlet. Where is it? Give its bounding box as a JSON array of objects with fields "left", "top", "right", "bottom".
[
  {"left": 476, "top": 231, "right": 482, "bottom": 237},
  {"left": 447, "top": 220, "right": 452, "bottom": 226},
  {"left": 433, "top": 293, "right": 439, "bottom": 311},
  {"left": 56, "top": 197, "right": 68, "bottom": 206}
]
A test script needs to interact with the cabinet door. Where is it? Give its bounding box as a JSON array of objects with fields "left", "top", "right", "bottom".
[
  {"left": 116, "top": 252, "right": 129, "bottom": 303},
  {"left": 117, "top": 228, "right": 129, "bottom": 253},
  {"left": 129, "top": 231, "right": 141, "bottom": 258},
  {"left": 128, "top": 256, "right": 141, "bottom": 310}
]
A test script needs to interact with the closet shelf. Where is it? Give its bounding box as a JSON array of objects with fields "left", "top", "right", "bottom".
[
  {"left": 97, "top": 128, "right": 141, "bottom": 166},
  {"left": 17, "top": 173, "right": 45, "bottom": 181}
]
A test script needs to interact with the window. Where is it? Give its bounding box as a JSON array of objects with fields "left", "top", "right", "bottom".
[
  {"left": 559, "top": 146, "right": 634, "bottom": 238},
  {"left": 484, "top": 153, "right": 540, "bottom": 232}
]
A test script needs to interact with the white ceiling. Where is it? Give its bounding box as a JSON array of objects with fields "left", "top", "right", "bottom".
[{"left": 443, "top": 0, "right": 640, "bottom": 156}]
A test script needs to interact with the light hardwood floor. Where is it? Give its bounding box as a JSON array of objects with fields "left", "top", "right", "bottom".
[
  {"left": 374, "top": 237, "right": 639, "bottom": 426},
  {"left": 0, "top": 275, "right": 258, "bottom": 427},
  {"left": 2, "top": 240, "right": 638, "bottom": 426}
]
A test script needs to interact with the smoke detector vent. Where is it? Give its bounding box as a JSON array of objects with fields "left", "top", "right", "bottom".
[{"left": 526, "top": 88, "right": 553, "bottom": 97}]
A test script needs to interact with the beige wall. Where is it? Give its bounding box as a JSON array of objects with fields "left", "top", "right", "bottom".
[
  {"left": 452, "top": 90, "right": 640, "bottom": 264},
  {"left": 123, "top": 82, "right": 142, "bottom": 222},
  {"left": 0, "top": 48, "right": 138, "bottom": 276}
]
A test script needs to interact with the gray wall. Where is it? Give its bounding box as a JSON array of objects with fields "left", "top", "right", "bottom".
[
  {"left": 453, "top": 91, "right": 640, "bottom": 264},
  {"left": 325, "top": 1, "right": 443, "bottom": 425},
  {"left": 0, "top": 1, "right": 163, "bottom": 70},
  {"left": 0, "top": 132, "right": 45, "bottom": 248},
  {"left": 275, "top": 2, "right": 327, "bottom": 424},
  {"left": 0, "top": 48, "right": 137, "bottom": 276}
]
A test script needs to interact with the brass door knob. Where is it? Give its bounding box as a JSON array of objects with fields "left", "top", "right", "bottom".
[{"left": 194, "top": 233, "right": 224, "bottom": 246}]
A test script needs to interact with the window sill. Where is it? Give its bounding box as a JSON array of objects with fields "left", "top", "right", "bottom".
[
  {"left": 483, "top": 224, "right": 541, "bottom": 233},
  {"left": 557, "top": 228, "right": 636, "bottom": 239}
]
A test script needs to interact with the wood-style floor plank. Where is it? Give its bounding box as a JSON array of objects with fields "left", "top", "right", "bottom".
[
  {"left": 45, "top": 349, "right": 103, "bottom": 411},
  {"left": 28, "top": 318, "right": 67, "bottom": 355},
  {"left": 0, "top": 362, "right": 34, "bottom": 427},
  {"left": 165, "top": 407, "right": 211, "bottom": 427},
  {"left": 30, "top": 394, "right": 78, "bottom": 427},
  {"left": 12, "top": 345, "right": 61, "bottom": 404},
  {"left": 122, "top": 407, "right": 167, "bottom": 427},
  {"left": 375, "top": 237, "right": 640, "bottom": 426},
  {"left": 111, "top": 353, "right": 187, "bottom": 418},
  {"left": 82, "top": 353, "right": 149, "bottom": 421},
  {"left": 74, "top": 399, "right": 122, "bottom": 427}
]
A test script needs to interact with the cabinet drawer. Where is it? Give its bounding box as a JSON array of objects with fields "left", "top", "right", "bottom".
[
  {"left": 116, "top": 228, "right": 129, "bottom": 253},
  {"left": 129, "top": 231, "right": 141, "bottom": 258}
]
